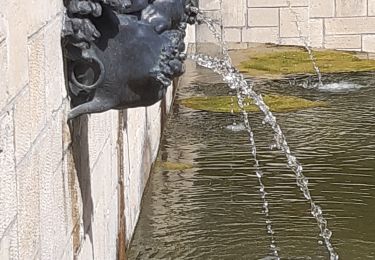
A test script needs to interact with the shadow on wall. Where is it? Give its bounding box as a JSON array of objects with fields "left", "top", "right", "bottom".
[{"left": 68, "top": 117, "right": 95, "bottom": 258}]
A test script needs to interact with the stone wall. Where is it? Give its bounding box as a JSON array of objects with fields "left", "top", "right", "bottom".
[
  {"left": 197, "top": 0, "right": 375, "bottom": 52},
  {"left": 0, "top": 1, "right": 178, "bottom": 259}
]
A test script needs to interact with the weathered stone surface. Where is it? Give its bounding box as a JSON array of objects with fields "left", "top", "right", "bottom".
[
  {"left": 309, "top": 0, "right": 335, "bottom": 17},
  {"left": 0, "top": 112, "right": 16, "bottom": 238},
  {"left": 17, "top": 155, "right": 40, "bottom": 259},
  {"left": 0, "top": 42, "right": 8, "bottom": 113},
  {"left": 279, "top": 37, "right": 305, "bottom": 46},
  {"left": 44, "top": 15, "right": 65, "bottom": 118},
  {"left": 88, "top": 111, "right": 112, "bottom": 170},
  {"left": 0, "top": 221, "right": 18, "bottom": 260},
  {"left": 13, "top": 88, "right": 31, "bottom": 164},
  {"left": 248, "top": 8, "right": 279, "bottom": 27},
  {"left": 222, "top": 0, "right": 246, "bottom": 27},
  {"left": 124, "top": 107, "right": 148, "bottom": 241},
  {"left": 196, "top": 10, "right": 222, "bottom": 43},
  {"left": 242, "top": 27, "right": 279, "bottom": 43},
  {"left": 224, "top": 28, "right": 242, "bottom": 42},
  {"left": 280, "top": 7, "right": 308, "bottom": 38},
  {"left": 26, "top": 0, "right": 49, "bottom": 36},
  {"left": 247, "top": 0, "right": 308, "bottom": 7},
  {"left": 336, "top": 0, "right": 367, "bottom": 17},
  {"left": 0, "top": 17, "right": 8, "bottom": 111},
  {"left": 28, "top": 30, "right": 47, "bottom": 142},
  {"left": 325, "top": 17, "right": 375, "bottom": 34},
  {"left": 363, "top": 35, "right": 375, "bottom": 53},
  {"left": 39, "top": 114, "right": 64, "bottom": 259},
  {"left": 369, "top": 0, "right": 375, "bottom": 16},
  {"left": 325, "top": 35, "right": 362, "bottom": 49},
  {"left": 199, "top": 0, "right": 221, "bottom": 10},
  {"left": 308, "top": 18, "right": 323, "bottom": 47}
]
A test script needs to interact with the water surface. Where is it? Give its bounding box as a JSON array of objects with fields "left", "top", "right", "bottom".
[{"left": 128, "top": 67, "right": 375, "bottom": 259}]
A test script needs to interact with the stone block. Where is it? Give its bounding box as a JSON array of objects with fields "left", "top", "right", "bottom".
[
  {"left": 247, "top": 0, "right": 307, "bottom": 7},
  {"left": 199, "top": 0, "right": 221, "bottom": 10},
  {"left": 309, "top": 0, "right": 335, "bottom": 18},
  {"left": 164, "top": 82, "right": 174, "bottom": 114},
  {"left": 104, "top": 193, "right": 118, "bottom": 259},
  {"left": 76, "top": 235, "right": 93, "bottom": 260},
  {"left": 279, "top": 37, "right": 305, "bottom": 46},
  {"left": 0, "top": 111, "right": 17, "bottom": 238},
  {"left": 185, "top": 23, "right": 196, "bottom": 44},
  {"left": 0, "top": 17, "right": 8, "bottom": 111},
  {"left": 324, "top": 35, "right": 362, "bottom": 49},
  {"left": 14, "top": 87, "right": 31, "bottom": 164},
  {"left": 222, "top": 0, "right": 246, "bottom": 27},
  {"left": 0, "top": 17, "right": 5, "bottom": 43},
  {"left": 325, "top": 17, "right": 375, "bottom": 34},
  {"left": 146, "top": 102, "right": 162, "bottom": 162},
  {"left": 44, "top": 15, "right": 65, "bottom": 118},
  {"left": 336, "top": 0, "right": 367, "bottom": 17},
  {"left": 0, "top": 220, "right": 19, "bottom": 260},
  {"left": 196, "top": 23, "right": 221, "bottom": 43},
  {"left": 52, "top": 164, "right": 71, "bottom": 259},
  {"left": 28, "top": 29, "right": 47, "bottom": 142},
  {"left": 60, "top": 237, "right": 74, "bottom": 260},
  {"left": 62, "top": 102, "right": 72, "bottom": 152},
  {"left": 46, "top": 0, "right": 64, "bottom": 21},
  {"left": 369, "top": 0, "right": 375, "bottom": 16},
  {"left": 242, "top": 27, "right": 279, "bottom": 43},
  {"left": 39, "top": 115, "right": 64, "bottom": 259},
  {"left": 26, "top": 0, "right": 49, "bottom": 36},
  {"left": 309, "top": 18, "right": 323, "bottom": 48},
  {"left": 88, "top": 112, "right": 112, "bottom": 169},
  {"left": 280, "top": 7, "right": 308, "bottom": 38},
  {"left": 196, "top": 10, "right": 222, "bottom": 43},
  {"left": 91, "top": 140, "right": 112, "bottom": 209},
  {"left": 92, "top": 202, "right": 105, "bottom": 259},
  {"left": 363, "top": 35, "right": 375, "bottom": 53},
  {"left": 248, "top": 8, "right": 279, "bottom": 27},
  {"left": 16, "top": 155, "right": 40, "bottom": 259},
  {"left": 224, "top": 28, "right": 242, "bottom": 42},
  {"left": 0, "top": 42, "right": 8, "bottom": 111},
  {"left": 6, "top": 6, "right": 29, "bottom": 99}
]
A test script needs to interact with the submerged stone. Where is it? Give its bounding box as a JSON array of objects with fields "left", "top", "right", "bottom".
[
  {"left": 155, "top": 161, "right": 194, "bottom": 171},
  {"left": 234, "top": 45, "right": 375, "bottom": 78},
  {"left": 179, "top": 95, "right": 327, "bottom": 113}
]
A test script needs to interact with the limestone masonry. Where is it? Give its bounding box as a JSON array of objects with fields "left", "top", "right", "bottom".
[{"left": 197, "top": 0, "right": 375, "bottom": 53}]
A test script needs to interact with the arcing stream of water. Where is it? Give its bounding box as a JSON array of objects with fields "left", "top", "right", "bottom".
[
  {"left": 197, "top": 13, "right": 280, "bottom": 259},
  {"left": 191, "top": 12, "right": 339, "bottom": 260},
  {"left": 286, "top": 0, "right": 324, "bottom": 88}
]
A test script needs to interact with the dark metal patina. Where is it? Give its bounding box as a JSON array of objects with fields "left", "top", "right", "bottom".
[{"left": 62, "top": 0, "right": 198, "bottom": 119}]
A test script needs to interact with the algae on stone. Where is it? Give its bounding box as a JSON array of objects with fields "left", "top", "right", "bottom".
[
  {"left": 238, "top": 48, "right": 375, "bottom": 77},
  {"left": 179, "top": 95, "right": 327, "bottom": 113},
  {"left": 155, "top": 161, "right": 194, "bottom": 171}
]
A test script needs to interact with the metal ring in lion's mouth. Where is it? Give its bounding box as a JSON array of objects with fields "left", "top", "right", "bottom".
[{"left": 70, "top": 55, "right": 105, "bottom": 92}]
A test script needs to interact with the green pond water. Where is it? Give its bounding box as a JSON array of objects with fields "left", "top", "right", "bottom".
[{"left": 128, "top": 66, "right": 375, "bottom": 259}]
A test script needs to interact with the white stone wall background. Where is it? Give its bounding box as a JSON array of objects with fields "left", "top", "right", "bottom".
[{"left": 197, "top": 0, "right": 375, "bottom": 53}]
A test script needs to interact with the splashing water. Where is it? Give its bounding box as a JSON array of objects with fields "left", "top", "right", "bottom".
[
  {"left": 198, "top": 13, "right": 280, "bottom": 259},
  {"left": 287, "top": 1, "right": 324, "bottom": 88},
  {"left": 190, "top": 14, "right": 339, "bottom": 260}
]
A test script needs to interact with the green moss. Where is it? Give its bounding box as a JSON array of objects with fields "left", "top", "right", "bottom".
[
  {"left": 155, "top": 161, "right": 194, "bottom": 171},
  {"left": 238, "top": 48, "right": 375, "bottom": 77},
  {"left": 179, "top": 95, "right": 327, "bottom": 113}
]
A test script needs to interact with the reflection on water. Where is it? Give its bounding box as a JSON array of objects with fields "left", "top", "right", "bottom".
[{"left": 128, "top": 67, "right": 375, "bottom": 259}]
